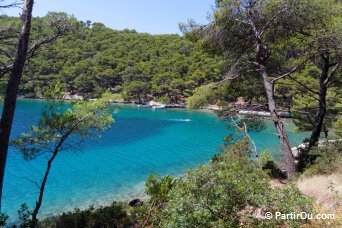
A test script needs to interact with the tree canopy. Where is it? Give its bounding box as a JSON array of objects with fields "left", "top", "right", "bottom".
[{"left": 1, "top": 15, "right": 224, "bottom": 103}]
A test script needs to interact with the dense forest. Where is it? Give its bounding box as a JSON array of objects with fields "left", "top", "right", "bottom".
[
  {"left": 1, "top": 14, "right": 223, "bottom": 103},
  {"left": 0, "top": 14, "right": 274, "bottom": 107}
]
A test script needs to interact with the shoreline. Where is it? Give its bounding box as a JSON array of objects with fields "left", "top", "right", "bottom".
[
  {"left": 16, "top": 97, "right": 293, "bottom": 118},
  {"left": 6, "top": 181, "right": 149, "bottom": 225}
]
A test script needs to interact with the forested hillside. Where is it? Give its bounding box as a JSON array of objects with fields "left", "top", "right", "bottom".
[
  {"left": 0, "top": 0, "right": 341, "bottom": 226},
  {"left": 1, "top": 15, "right": 223, "bottom": 102}
]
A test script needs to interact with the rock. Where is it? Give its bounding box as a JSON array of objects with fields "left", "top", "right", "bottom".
[
  {"left": 235, "top": 96, "right": 245, "bottom": 106},
  {"left": 291, "top": 143, "right": 309, "bottom": 158},
  {"left": 148, "top": 100, "right": 165, "bottom": 106},
  {"left": 129, "top": 198, "right": 143, "bottom": 207},
  {"left": 238, "top": 110, "right": 292, "bottom": 118},
  {"left": 203, "top": 105, "right": 222, "bottom": 110}
]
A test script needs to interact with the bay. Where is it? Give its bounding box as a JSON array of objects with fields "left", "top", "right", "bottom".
[{"left": 1, "top": 99, "right": 308, "bottom": 219}]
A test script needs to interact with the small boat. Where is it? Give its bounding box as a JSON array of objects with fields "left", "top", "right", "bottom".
[
  {"left": 152, "top": 105, "right": 166, "bottom": 109},
  {"left": 137, "top": 104, "right": 152, "bottom": 108}
]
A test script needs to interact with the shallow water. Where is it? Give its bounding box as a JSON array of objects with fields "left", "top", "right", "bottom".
[{"left": 1, "top": 100, "right": 308, "bottom": 219}]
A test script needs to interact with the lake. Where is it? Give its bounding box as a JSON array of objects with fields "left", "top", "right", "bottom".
[{"left": 2, "top": 99, "right": 308, "bottom": 220}]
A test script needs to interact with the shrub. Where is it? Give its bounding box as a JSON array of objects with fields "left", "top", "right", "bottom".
[
  {"left": 259, "top": 150, "right": 284, "bottom": 178},
  {"left": 303, "top": 141, "right": 342, "bottom": 176},
  {"left": 40, "top": 202, "right": 137, "bottom": 228},
  {"left": 17, "top": 203, "right": 32, "bottom": 227},
  {"left": 154, "top": 96, "right": 171, "bottom": 104},
  {"left": 144, "top": 175, "right": 175, "bottom": 225},
  {"left": 111, "top": 93, "right": 124, "bottom": 102},
  {"left": 333, "top": 116, "right": 342, "bottom": 137},
  {"left": 0, "top": 213, "right": 8, "bottom": 227},
  {"left": 144, "top": 140, "right": 313, "bottom": 227},
  {"left": 216, "top": 100, "right": 228, "bottom": 107}
]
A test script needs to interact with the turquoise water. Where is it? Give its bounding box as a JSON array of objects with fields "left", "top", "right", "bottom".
[{"left": 2, "top": 100, "right": 308, "bottom": 220}]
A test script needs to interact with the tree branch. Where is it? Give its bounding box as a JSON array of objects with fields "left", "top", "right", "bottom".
[
  {"left": 230, "top": 116, "right": 258, "bottom": 158},
  {"left": 324, "top": 62, "right": 341, "bottom": 86},
  {"left": 287, "top": 75, "right": 320, "bottom": 97},
  {"left": 23, "top": 177, "right": 40, "bottom": 190},
  {"left": 0, "top": 32, "right": 64, "bottom": 77},
  {"left": 0, "top": 0, "right": 21, "bottom": 8},
  {"left": 259, "top": 7, "right": 287, "bottom": 37},
  {"left": 272, "top": 58, "right": 310, "bottom": 83},
  {"left": 0, "top": 63, "right": 13, "bottom": 76},
  {"left": 0, "top": 48, "right": 13, "bottom": 61}
]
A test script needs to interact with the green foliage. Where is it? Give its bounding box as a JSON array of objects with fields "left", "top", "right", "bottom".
[
  {"left": 221, "top": 137, "right": 253, "bottom": 158},
  {"left": 303, "top": 141, "right": 342, "bottom": 176},
  {"left": 145, "top": 175, "right": 174, "bottom": 200},
  {"left": 1, "top": 15, "right": 223, "bottom": 102},
  {"left": 186, "top": 84, "right": 217, "bottom": 109},
  {"left": 275, "top": 0, "right": 342, "bottom": 136},
  {"left": 154, "top": 96, "right": 170, "bottom": 104},
  {"left": 40, "top": 202, "right": 136, "bottom": 228},
  {"left": 187, "top": 0, "right": 341, "bottom": 142},
  {"left": 267, "top": 185, "right": 314, "bottom": 227},
  {"left": 333, "top": 116, "right": 342, "bottom": 137},
  {"left": 216, "top": 100, "right": 228, "bottom": 107},
  {"left": 17, "top": 203, "right": 32, "bottom": 228},
  {"left": 145, "top": 140, "right": 313, "bottom": 227},
  {"left": 0, "top": 80, "right": 7, "bottom": 98},
  {"left": 225, "top": 116, "right": 266, "bottom": 133},
  {"left": 0, "top": 13, "right": 78, "bottom": 79},
  {"left": 0, "top": 212, "right": 9, "bottom": 227},
  {"left": 186, "top": 80, "right": 265, "bottom": 109},
  {"left": 289, "top": 64, "right": 341, "bottom": 135},
  {"left": 219, "top": 118, "right": 266, "bottom": 161},
  {"left": 144, "top": 175, "right": 175, "bottom": 225},
  {"left": 259, "top": 150, "right": 284, "bottom": 178},
  {"left": 123, "top": 81, "right": 150, "bottom": 103},
  {"left": 11, "top": 92, "right": 117, "bottom": 225},
  {"left": 12, "top": 93, "right": 116, "bottom": 160},
  {"left": 110, "top": 93, "right": 124, "bottom": 102},
  {"left": 259, "top": 150, "right": 273, "bottom": 167},
  {"left": 1, "top": 3, "right": 339, "bottom": 227}
]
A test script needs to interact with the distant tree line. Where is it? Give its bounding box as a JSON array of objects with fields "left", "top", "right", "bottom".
[{"left": 1, "top": 15, "right": 224, "bottom": 103}]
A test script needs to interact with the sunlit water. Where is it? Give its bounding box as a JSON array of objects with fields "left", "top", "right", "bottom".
[{"left": 1, "top": 99, "right": 308, "bottom": 220}]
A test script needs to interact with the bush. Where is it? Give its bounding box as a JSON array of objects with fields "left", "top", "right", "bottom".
[
  {"left": 144, "top": 140, "right": 313, "bottom": 227},
  {"left": 333, "top": 116, "right": 342, "bottom": 137},
  {"left": 216, "top": 100, "right": 228, "bottom": 107},
  {"left": 144, "top": 175, "right": 175, "bottom": 225},
  {"left": 40, "top": 202, "right": 137, "bottom": 228},
  {"left": 17, "top": 203, "right": 32, "bottom": 227},
  {"left": 111, "top": 93, "right": 124, "bottom": 102},
  {"left": 154, "top": 96, "right": 170, "bottom": 104},
  {"left": 259, "top": 150, "right": 285, "bottom": 178},
  {"left": 0, "top": 213, "right": 9, "bottom": 227},
  {"left": 186, "top": 84, "right": 217, "bottom": 109},
  {"left": 303, "top": 141, "right": 342, "bottom": 176}
]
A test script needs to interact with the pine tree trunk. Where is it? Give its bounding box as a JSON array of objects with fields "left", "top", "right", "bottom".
[
  {"left": 308, "top": 57, "right": 329, "bottom": 149},
  {"left": 0, "top": 0, "right": 34, "bottom": 209},
  {"left": 31, "top": 151, "right": 58, "bottom": 228},
  {"left": 259, "top": 65, "right": 296, "bottom": 178},
  {"left": 137, "top": 93, "right": 141, "bottom": 104}
]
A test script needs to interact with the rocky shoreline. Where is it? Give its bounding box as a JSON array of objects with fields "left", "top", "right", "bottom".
[{"left": 18, "top": 97, "right": 294, "bottom": 119}]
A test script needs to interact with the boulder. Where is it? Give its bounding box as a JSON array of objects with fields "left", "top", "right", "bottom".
[{"left": 129, "top": 198, "right": 143, "bottom": 207}]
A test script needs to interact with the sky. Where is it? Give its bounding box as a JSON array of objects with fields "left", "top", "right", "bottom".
[{"left": 1, "top": 0, "right": 216, "bottom": 34}]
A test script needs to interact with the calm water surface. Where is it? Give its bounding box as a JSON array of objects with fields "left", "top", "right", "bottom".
[{"left": 1, "top": 99, "right": 308, "bottom": 219}]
